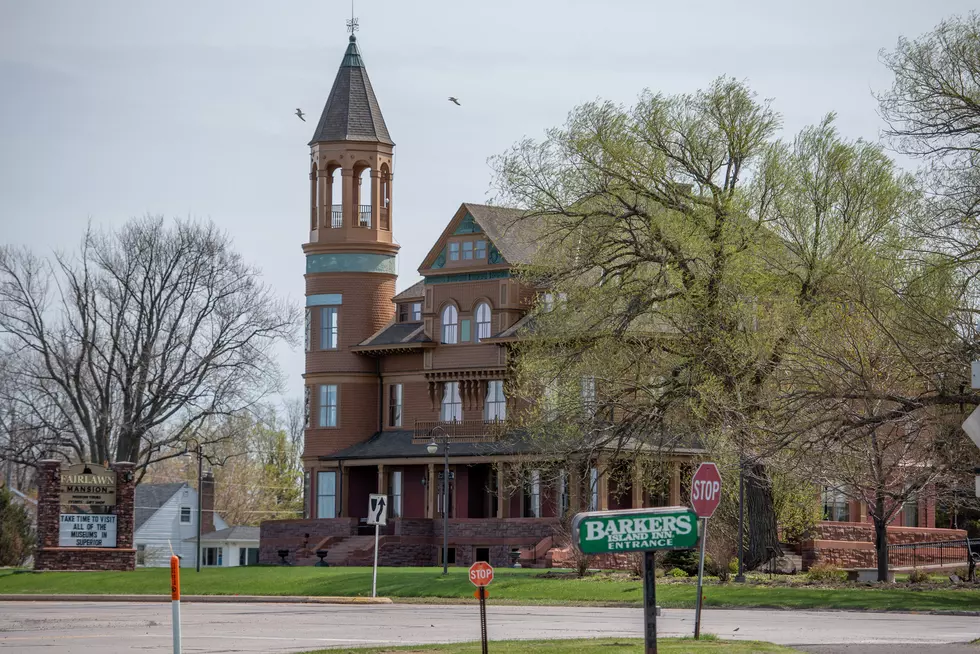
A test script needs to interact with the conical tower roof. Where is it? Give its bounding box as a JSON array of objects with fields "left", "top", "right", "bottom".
[{"left": 309, "top": 35, "right": 393, "bottom": 146}]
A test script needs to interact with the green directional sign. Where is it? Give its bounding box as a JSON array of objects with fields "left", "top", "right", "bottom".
[{"left": 572, "top": 507, "right": 699, "bottom": 554}]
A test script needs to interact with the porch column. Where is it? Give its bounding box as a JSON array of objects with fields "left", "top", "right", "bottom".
[
  {"left": 858, "top": 500, "right": 868, "bottom": 523},
  {"left": 496, "top": 463, "right": 509, "bottom": 518},
  {"left": 426, "top": 463, "right": 436, "bottom": 519},
  {"left": 668, "top": 461, "right": 681, "bottom": 506},
  {"left": 340, "top": 465, "right": 349, "bottom": 517},
  {"left": 378, "top": 464, "right": 387, "bottom": 496},
  {"left": 568, "top": 462, "right": 582, "bottom": 513},
  {"left": 631, "top": 464, "right": 643, "bottom": 509}
]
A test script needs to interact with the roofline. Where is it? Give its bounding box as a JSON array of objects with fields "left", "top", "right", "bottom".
[{"left": 351, "top": 341, "right": 437, "bottom": 354}]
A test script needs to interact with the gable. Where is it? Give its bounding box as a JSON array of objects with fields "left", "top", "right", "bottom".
[{"left": 419, "top": 204, "right": 518, "bottom": 274}]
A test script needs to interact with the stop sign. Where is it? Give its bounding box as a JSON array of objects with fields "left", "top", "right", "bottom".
[
  {"left": 469, "top": 561, "right": 494, "bottom": 587},
  {"left": 690, "top": 462, "right": 722, "bottom": 518}
]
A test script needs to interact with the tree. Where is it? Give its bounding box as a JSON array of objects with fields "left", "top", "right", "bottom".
[
  {"left": 0, "top": 217, "right": 299, "bottom": 476},
  {"left": 493, "top": 79, "right": 915, "bottom": 570},
  {"left": 0, "top": 485, "right": 35, "bottom": 566}
]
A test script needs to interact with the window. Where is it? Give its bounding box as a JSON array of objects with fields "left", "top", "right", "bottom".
[
  {"left": 239, "top": 547, "right": 259, "bottom": 566},
  {"left": 388, "top": 384, "right": 403, "bottom": 427},
  {"left": 448, "top": 242, "right": 460, "bottom": 261},
  {"left": 136, "top": 544, "right": 146, "bottom": 566},
  {"left": 589, "top": 467, "right": 599, "bottom": 511},
  {"left": 460, "top": 318, "right": 471, "bottom": 342},
  {"left": 398, "top": 304, "right": 409, "bottom": 322},
  {"left": 543, "top": 379, "right": 559, "bottom": 420},
  {"left": 320, "top": 307, "right": 338, "bottom": 350},
  {"left": 203, "top": 547, "right": 223, "bottom": 566},
  {"left": 581, "top": 376, "right": 596, "bottom": 416},
  {"left": 474, "top": 547, "right": 488, "bottom": 563},
  {"left": 304, "top": 308, "right": 311, "bottom": 351},
  {"left": 319, "top": 384, "right": 337, "bottom": 427},
  {"left": 485, "top": 380, "right": 506, "bottom": 421},
  {"left": 411, "top": 302, "right": 422, "bottom": 321},
  {"left": 821, "top": 486, "right": 850, "bottom": 522},
  {"left": 304, "top": 386, "right": 311, "bottom": 429},
  {"left": 389, "top": 470, "right": 403, "bottom": 518},
  {"left": 317, "top": 471, "right": 337, "bottom": 518},
  {"left": 441, "top": 382, "right": 462, "bottom": 422},
  {"left": 475, "top": 240, "right": 487, "bottom": 259},
  {"left": 180, "top": 506, "right": 192, "bottom": 524},
  {"left": 441, "top": 547, "right": 458, "bottom": 565},
  {"left": 441, "top": 305, "right": 458, "bottom": 344},
  {"left": 303, "top": 471, "right": 311, "bottom": 519},
  {"left": 903, "top": 492, "right": 919, "bottom": 527},
  {"left": 463, "top": 241, "right": 474, "bottom": 260},
  {"left": 475, "top": 303, "right": 491, "bottom": 341}
]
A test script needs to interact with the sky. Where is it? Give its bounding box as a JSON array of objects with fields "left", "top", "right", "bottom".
[{"left": 0, "top": 0, "right": 975, "bottom": 402}]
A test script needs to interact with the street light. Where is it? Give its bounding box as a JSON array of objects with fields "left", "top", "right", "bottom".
[{"left": 427, "top": 426, "right": 449, "bottom": 575}]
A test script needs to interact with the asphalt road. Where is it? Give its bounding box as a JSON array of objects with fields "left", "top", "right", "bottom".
[{"left": 0, "top": 601, "right": 978, "bottom": 653}]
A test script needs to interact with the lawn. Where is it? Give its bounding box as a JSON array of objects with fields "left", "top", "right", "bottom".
[
  {"left": 1, "top": 566, "right": 978, "bottom": 613},
  {"left": 301, "top": 638, "right": 798, "bottom": 653}
]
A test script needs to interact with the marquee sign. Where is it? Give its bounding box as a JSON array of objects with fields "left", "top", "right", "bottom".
[
  {"left": 59, "top": 513, "right": 118, "bottom": 547},
  {"left": 572, "top": 506, "right": 699, "bottom": 554},
  {"left": 59, "top": 463, "right": 116, "bottom": 507}
]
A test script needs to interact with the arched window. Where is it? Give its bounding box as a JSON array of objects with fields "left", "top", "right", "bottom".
[
  {"left": 380, "top": 164, "right": 391, "bottom": 230},
  {"left": 475, "top": 302, "right": 491, "bottom": 341},
  {"left": 355, "top": 167, "right": 373, "bottom": 227},
  {"left": 441, "top": 305, "right": 458, "bottom": 344},
  {"left": 329, "top": 165, "right": 342, "bottom": 228}
]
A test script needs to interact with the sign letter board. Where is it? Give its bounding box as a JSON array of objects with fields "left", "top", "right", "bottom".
[{"left": 572, "top": 506, "right": 699, "bottom": 554}]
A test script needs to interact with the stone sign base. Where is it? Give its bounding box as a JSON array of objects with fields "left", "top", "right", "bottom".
[
  {"left": 34, "top": 460, "right": 137, "bottom": 572},
  {"left": 35, "top": 547, "right": 136, "bottom": 571}
]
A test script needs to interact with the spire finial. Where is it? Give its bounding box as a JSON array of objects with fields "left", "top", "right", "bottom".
[{"left": 346, "top": 1, "right": 358, "bottom": 41}]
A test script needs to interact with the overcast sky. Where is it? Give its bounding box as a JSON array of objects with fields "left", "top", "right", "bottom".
[{"left": 1, "top": 1, "right": 974, "bottom": 402}]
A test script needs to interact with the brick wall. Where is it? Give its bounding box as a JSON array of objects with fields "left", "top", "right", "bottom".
[
  {"left": 34, "top": 460, "right": 136, "bottom": 571},
  {"left": 802, "top": 522, "right": 967, "bottom": 569}
]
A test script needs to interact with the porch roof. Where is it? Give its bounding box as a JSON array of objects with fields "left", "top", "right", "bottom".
[{"left": 319, "top": 430, "right": 539, "bottom": 461}]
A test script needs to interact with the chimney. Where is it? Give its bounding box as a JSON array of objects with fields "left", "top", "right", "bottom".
[{"left": 200, "top": 470, "right": 215, "bottom": 533}]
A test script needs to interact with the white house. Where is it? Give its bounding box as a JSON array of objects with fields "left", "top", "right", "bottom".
[
  {"left": 134, "top": 480, "right": 228, "bottom": 568},
  {"left": 184, "top": 526, "right": 259, "bottom": 567}
]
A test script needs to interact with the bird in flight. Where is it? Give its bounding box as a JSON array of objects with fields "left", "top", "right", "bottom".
[
  {"left": 295, "top": 108, "right": 306, "bottom": 122},
  {"left": 448, "top": 97, "right": 461, "bottom": 106}
]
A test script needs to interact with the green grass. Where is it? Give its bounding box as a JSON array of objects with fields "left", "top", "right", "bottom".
[
  {"left": 300, "top": 637, "right": 799, "bottom": 653},
  {"left": 1, "top": 566, "right": 978, "bottom": 613}
]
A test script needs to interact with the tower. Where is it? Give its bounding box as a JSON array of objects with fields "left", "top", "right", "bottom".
[{"left": 303, "top": 33, "right": 398, "bottom": 473}]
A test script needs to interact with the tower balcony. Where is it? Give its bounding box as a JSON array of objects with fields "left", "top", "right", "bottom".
[
  {"left": 331, "top": 205, "right": 343, "bottom": 229},
  {"left": 412, "top": 419, "right": 508, "bottom": 444}
]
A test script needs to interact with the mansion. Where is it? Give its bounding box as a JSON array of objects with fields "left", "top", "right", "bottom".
[{"left": 259, "top": 32, "right": 963, "bottom": 570}]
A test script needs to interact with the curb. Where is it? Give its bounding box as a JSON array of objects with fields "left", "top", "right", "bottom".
[{"left": 0, "top": 594, "right": 393, "bottom": 605}]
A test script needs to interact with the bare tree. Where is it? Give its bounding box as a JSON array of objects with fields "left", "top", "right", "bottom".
[{"left": 0, "top": 216, "right": 299, "bottom": 475}]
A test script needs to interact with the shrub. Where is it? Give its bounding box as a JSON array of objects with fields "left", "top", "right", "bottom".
[
  {"left": 655, "top": 567, "right": 665, "bottom": 578},
  {"left": 805, "top": 562, "right": 847, "bottom": 583},
  {"left": 907, "top": 568, "right": 930, "bottom": 584},
  {"left": 662, "top": 550, "right": 699, "bottom": 576},
  {"left": 0, "top": 486, "right": 35, "bottom": 566},
  {"left": 668, "top": 567, "right": 689, "bottom": 578}
]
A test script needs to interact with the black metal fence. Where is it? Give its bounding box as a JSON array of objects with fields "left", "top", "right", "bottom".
[{"left": 886, "top": 538, "right": 976, "bottom": 570}]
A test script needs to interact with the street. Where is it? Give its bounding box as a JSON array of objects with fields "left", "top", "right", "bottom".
[{"left": 0, "top": 601, "right": 978, "bottom": 653}]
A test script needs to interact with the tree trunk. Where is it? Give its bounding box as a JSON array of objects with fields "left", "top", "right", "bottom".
[
  {"left": 874, "top": 494, "right": 889, "bottom": 582},
  {"left": 744, "top": 461, "right": 781, "bottom": 570}
]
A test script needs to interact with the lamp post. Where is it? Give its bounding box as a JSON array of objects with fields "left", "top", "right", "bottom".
[
  {"left": 183, "top": 439, "right": 204, "bottom": 573},
  {"left": 427, "top": 426, "right": 449, "bottom": 575}
]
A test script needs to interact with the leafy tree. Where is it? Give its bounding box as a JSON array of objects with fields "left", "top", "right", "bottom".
[
  {"left": 493, "top": 79, "right": 915, "bottom": 570},
  {"left": 0, "top": 216, "right": 299, "bottom": 476},
  {"left": 0, "top": 485, "right": 35, "bottom": 566}
]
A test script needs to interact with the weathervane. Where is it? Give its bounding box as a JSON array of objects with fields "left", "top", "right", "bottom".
[{"left": 346, "top": 0, "right": 359, "bottom": 35}]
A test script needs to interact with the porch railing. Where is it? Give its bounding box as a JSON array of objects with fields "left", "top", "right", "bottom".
[
  {"left": 886, "top": 538, "right": 974, "bottom": 569},
  {"left": 358, "top": 204, "right": 372, "bottom": 227},
  {"left": 330, "top": 204, "right": 343, "bottom": 228},
  {"left": 413, "top": 419, "right": 507, "bottom": 444}
]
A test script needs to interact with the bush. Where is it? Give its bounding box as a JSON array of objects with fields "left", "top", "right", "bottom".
[
  {"left": 805, "top": 562, "right": 847, "bottom": 583},
  {"left": 655, "top": 567, "right": 665, "bottom": 578},
  {"left": 0, "top": 486, "right": 35, "bottom": 566},
  {"left": 907, "top": 568, "right": 930, "bottom": 584},
  {"left": 661, "top": 550, "right": 699, "bottom": 576},
  {"left": 668, "top": 567, "right": 689, "bottom": 578}
]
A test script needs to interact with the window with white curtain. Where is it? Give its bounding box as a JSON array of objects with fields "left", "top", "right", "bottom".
[
  {"left": 320, "top": 307, "right": 338, "bottom": 350},
  {"left": 319, "top": 384, "right": 337, "bottom": 427},
  {"left": 441, "top": 382, "right": 462, "bottom": 421},
  {"left": 317, "top": 471, "right": 337, "bottom": 518},
  {"left": 441, "top": 305, "right": 458, "bottom": 344},
  {"left": 581, "top": 375, "right": 597, "bottom": 416},
  {"left": 485, "top": 380, "right": 506, "bottom": 421},
  {"left": 475, "top": 302, "right": 491, "bottom": 341}
]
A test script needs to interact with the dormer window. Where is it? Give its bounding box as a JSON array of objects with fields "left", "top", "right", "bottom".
[
  {"left": 475, "top": 240, "right": 487, "bottom": 259},
  {"left": 463, "top": 241, "right": 474, "bottom": 260},
  {"left": 449, "top": 242, "right": 460, "bottom": 261},
  {"left": 398, "top": 301, "right": 423, "bottom": 323},
  {"left": 411, "top": 302, "right": 422, "bottom": 321}
]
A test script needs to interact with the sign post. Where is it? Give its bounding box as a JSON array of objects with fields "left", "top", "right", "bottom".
[
  {"left": 367, "top": 493, "right": 388, "bottom": 598},
  {"left": 690, "top": 462, "right": 722, "bottom": 640},
  {"left": 572, "top": 506, "right": 699, "bottom": 654},
  {"left": 170, "top": 554, "right": 181, "bottom": 654},
  {"left": 469, "top": 561, "right": 493, "bottom": 654}
]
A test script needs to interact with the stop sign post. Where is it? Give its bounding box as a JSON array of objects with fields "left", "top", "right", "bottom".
[
  {"left": 691, "top": 462, "right": 722, "bottom": 640},
  {"left": 469, "top": 562, "right": 493, "bottom": 654}
]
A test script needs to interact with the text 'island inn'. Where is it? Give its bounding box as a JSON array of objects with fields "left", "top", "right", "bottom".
[{"left": 259, "top": 29, "right": 962, "bottom": 570}]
